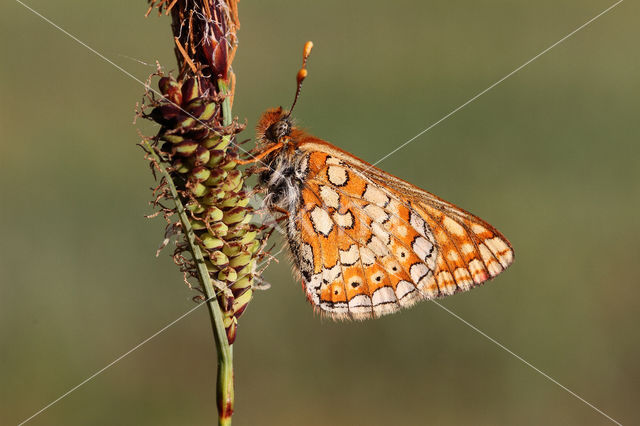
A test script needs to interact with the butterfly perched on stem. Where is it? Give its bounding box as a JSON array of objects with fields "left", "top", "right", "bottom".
[{"left": 243, "top": 42, "right": 514, "bottom": 319}]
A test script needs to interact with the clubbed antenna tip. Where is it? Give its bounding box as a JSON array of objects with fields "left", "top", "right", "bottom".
[{"left": 288, "top": 41, "right": 314, "bottom": 116}]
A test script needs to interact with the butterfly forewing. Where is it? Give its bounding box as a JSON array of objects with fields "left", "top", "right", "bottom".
[{"left": 288, "top": 142, "right": 514, "bottom": 320}]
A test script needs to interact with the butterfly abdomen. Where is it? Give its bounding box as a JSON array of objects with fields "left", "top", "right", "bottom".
[{"left": 257, "top": 148, "right": 316, "bottom": 286}]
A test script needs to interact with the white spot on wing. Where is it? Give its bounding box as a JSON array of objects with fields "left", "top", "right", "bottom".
[
  {"left": 304, "top": 273, "right": 322, "bottom": 305},
  {"left": 468, "top": 259, "right": 487, "bottom": 283},
  {"left": 322, "top": 264, "right": 342, "bottom": 283},
  {"left": 485, "top": 237, "right": 513, "bottom": 267},
  {"left": 310, "top": 206, "right": 333, "bottom": 236},
  {"left": 410, "top": 263, "right": 430, "bottom": 284},
  {"left": 364, "top": 204, "right": 389, "bottom": 223},
  {"left": 453, "top": 268, "right": 473, "bottom": 291},
  {"left": 347, "top": 275, "right": 363, "bottom": 289},
  {"left": 395, "top": 280, "right": 416, "bottom": 302},
  {"left": 412, "top": 236, "right": 434, "bottom": 261},
  {"left": 438, "top": 272, "right": 456, "bottom": 295},
  {"left": 443, "top": 217, "right": 466, "bottom": 237},
  {"left": 348, "top": 294, "right": 372, "bottom": 315},
  {"left": 329, "top": 302, "right": 348, "bottom": 315},
  {"left": 371, "top": 222, "right": 390, "bottom": 245},
  {"left": 472, "top": 223, "right": 490, "bottom": 235},
  {"left": 372, "top": 287, "right": 396, "bottom": 306},
  {"left": 461, "top": 243, "right": 475, "bottom": 255},
  {"left": 332, "top": 210, "right": 354, "bottom": 229},
  {"left": 360, "top": 247, "right": 376, "bottom": 266},
  {"left": 447, "top": 250, "right": 460, "bottom": 262},
  {"left": 319, "top": 185, "right": 340, "bottom": 209},
  {"left": 325, "top": 156, "right": 342, "bottom": 165},
  {"left": 367, "top": 236, "right": 389, "bottom": 257},
  {"left": 363, "top": 184, "right": 389, "bottom": 207},
  {"left": 299, "top": 242, "right": 314, "bottom": 275},
  {"left": 478, "top": 243, "right": 502, "bottom": 276},
  {"left": 327, "top": 166, "right": 348, "bottom": 186},
  {"left": 409, "top": 212, "right": 429, "bottom": 237},
  {"left": 339, "top": 245, "right": 360, "bottom": 266}
]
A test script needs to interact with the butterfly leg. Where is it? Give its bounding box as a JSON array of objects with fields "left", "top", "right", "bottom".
[
  {"left": 236, "top": 142, "right": 283, "bottom": 165},
  {"left": 270, "top": 205, "right": 291, "bottom": 218}
]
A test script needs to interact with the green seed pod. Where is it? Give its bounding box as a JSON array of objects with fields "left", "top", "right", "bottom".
[
  {"left": 174, "top": 140, "right": 198, "bottom": 156},
  {"left": 190, "top": 182, "right": 208, "bottom": 197},
  {"left": 198, "top": 189, "right": 218, "bottom": 206},
  {"left": 209, "top": 221, "right": 228, "bottom": 236},
  {"left": 190, "top": 218, "right": 206, "bottom": 231},
  {"left": 224, "top": 225, "right": 246, "bottom": 240},
  {"left": 212, "top": 138, "right": 230, "bottom": 151},
  {"left": 176, "top": 116, "right": 196, "bottom": 130},
  {"left": 161, "top": 133, "right": 184, "bottom": 144},
  {"left": 239, "top": 230, "right": 258, "bottom": 245},
  {"left": 229, "top": 251, "right": 252, "bottom": 269},
  {"left": 235, "top": 259, "right": 256, "bottom": 279},
  {"left": 224, "top": 317, "right": 237, "bottom": 344},
  {"left": 239, "top": 213, "right": 253, "bottom": 226},
  {"left": 199, "top": 102, "right": 216, "bottom": 121},
  {"left": 229, "top": 274, "right": 251, "bottom": 290},
  {"left": 172, "top": 158, "right": 190, "bottom": 174},
  {"left": 200, "top": 233, "right": 224, "bottom": 250},
  {"left": 221, "top": 170, "right": 242, "bottom": 192},
  {"left": 193, "top": 146, "right": 211, "bottom": 166},
  {"left": 232, "top": 285, "right": 251, "bottom": 302},
  {"left": 204, "top": 206, "right": 224, "bottom": 222},
  {"left": 218, "top": 267, "right": 237, "bottom": 283},
  {"left": 204, "top": 169, "right": 227, "bottom": 186},
  {"left": 210, "top": 250, "right": 230, "bottom": 267},
  {"left": 186, "top": 200, "right": 205, "bottom": 213},
  {"left": 222, "top": 243, "right": 242, "bottom": 258},
  {"left": 219, "top": 195, "right": 240, "bottom": 209},
  {"left": 232, "top": 287, "right": 253, "bottom": 317},
  {"left": 190, "top": 166, "right": 211, "bottom": 182},
  {"left": 203, "top": 135, "right": 222, "bottom": 149},
  {"left": 222, "top": 206, "right": 246, "bottom": 225},
  {"left": 247, "top": 239, "right": 261, "bottom": 254},
  {"left": 158, "top": 76, "right": 182, "bottom": 105},
  {"left": 221, "top": 159, "right": 237, "bottom": 170},
  {"left": 207, "top": 150, "right": 226, "bottom": 167},
  {"left": 185, "top": 98, "right": 206, "bottom": 116},
  {"left": 222, "top": 310, "right": 236, "bottom": 325},
  {"left": 232, "top": 179, "right": 244, "bottom": 192},
  {"left": 181, "top": 78, "right": 199, "bottom": 103},
  {"left": 236, "top": 192, "right": 250, "bottom": 207}
]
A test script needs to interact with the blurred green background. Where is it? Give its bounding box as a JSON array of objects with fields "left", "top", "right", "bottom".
[{"left": 1, "top": 1, "right": 638, "bottom": 425}]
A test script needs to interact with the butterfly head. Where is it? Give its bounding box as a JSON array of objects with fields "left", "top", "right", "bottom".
[{"left": 258, "top": 107, "right": 293, "bottom": 143}]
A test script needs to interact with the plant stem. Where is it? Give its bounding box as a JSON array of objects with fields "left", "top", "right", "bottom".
[{"left": 215, "top": 78, "right": 234, "bottom": 426}]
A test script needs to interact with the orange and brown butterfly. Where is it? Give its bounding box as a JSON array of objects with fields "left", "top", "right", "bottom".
[{"left": 242, "top": 41, "right": 514, "bottom": 320}]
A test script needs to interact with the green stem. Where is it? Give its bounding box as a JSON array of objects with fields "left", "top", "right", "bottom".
[{"left": 215, "top": 78, "right": 234, "bottom": 426}]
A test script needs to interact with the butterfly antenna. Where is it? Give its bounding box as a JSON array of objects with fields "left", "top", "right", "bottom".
[{"left": 287, "top": 41, "right": 313, "bottom": 117}]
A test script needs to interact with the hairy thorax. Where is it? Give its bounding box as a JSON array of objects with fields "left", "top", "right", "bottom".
[{"left": 258, "top": 147, "right": 309, "bottom": 215}]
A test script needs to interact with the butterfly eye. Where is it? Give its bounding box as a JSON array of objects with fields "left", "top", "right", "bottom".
[{"left": 265, "top": 119, "right": 291, "bottom": 142}]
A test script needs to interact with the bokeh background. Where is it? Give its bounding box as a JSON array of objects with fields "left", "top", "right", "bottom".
[{"left": 1, "top": 1, "right": 638, "bottom": 425}]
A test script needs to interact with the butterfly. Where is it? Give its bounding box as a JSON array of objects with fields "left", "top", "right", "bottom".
[{"left": 242, "top": 42, "right": 514, "bottom": 319}]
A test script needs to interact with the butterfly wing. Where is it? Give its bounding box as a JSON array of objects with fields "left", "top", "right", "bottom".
[{"left": 290, "top": 141, "right": 514, "bottom": 320}]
